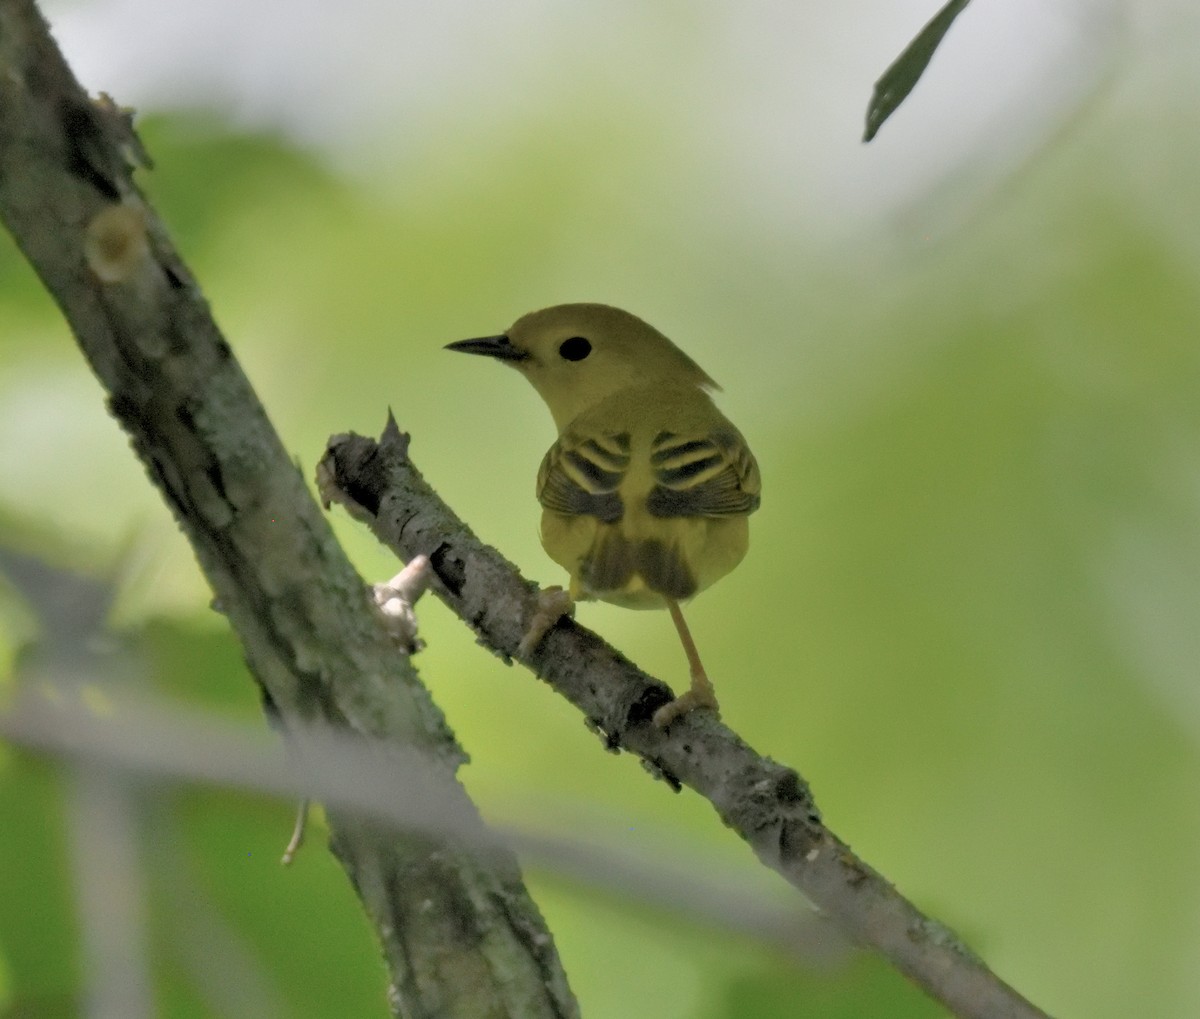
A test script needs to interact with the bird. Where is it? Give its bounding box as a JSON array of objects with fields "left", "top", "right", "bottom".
[{"left": 446, "top": 303, "right": 761, "bottom": 727}]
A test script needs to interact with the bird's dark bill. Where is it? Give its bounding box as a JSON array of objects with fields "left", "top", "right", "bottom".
[{"left": 444, "top": 335, "right": 529, "bottom": 362}]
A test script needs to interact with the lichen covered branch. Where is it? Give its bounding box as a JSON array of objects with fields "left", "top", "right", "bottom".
[
  {"left": 320, "top": 422, "right": 1053, "bottom": 1019},
  {"left": 0, "top": 4, "right": 576, "bottom": 1016}
]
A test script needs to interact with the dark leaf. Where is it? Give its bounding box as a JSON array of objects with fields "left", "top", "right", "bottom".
[{"left": 863, "top": 0, "right": 973, "bottom": 142}]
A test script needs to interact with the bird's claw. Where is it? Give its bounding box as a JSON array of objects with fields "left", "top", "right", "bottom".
[
  {"left": 372, "top": 555, "right": 432, "bottom": 653},
  {"left": 518, "top": 585, "right": 575, "bottom": 657},
  {"left": 652, "top": 685, "right": 721, "bottom": 729}
]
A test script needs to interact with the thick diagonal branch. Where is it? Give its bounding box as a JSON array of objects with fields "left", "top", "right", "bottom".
[
  {"left": 0, "top": 4, "right": 576, "bottom": 1017},
  {"left": 320, "top": 422, "right": 1054, "bottom": 1019}
]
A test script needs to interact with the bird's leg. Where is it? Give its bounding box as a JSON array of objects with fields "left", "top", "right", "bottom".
[
  {"left": 653, "top": 599, "right": 721, "bottom": 728},
  {"left": 517, "top": 584, "right": 576, "bottom": 658}
]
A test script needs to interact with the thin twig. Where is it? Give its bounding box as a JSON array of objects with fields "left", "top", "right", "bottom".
[
  {"left": 0, "top": 689, "right": 836, "bottom": 959},
  {"left": 67, "top": 767, "right": 154, "bottom": 1019},
  {"left": 280, "top": 799, "right": 310, "bottom": 866}
]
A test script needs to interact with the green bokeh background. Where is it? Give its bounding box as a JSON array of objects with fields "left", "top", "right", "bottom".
[{"left": 3, "top": 5, "right": 1199, "bottom": 1017}]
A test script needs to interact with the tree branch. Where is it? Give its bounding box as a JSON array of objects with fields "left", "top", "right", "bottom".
[
  {"left": 0, "top": 3, "right": 576, "bottom": 1016},
  {"left": 319, "top": 421, "right": 1055, "bottom": 1019}
]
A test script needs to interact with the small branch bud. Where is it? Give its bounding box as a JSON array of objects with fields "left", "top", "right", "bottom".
[{"left": 83, "top": 203, "right": 149, "bottom": 283}]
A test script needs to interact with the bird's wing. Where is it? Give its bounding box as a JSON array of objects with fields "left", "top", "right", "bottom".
[
  {"left": 536, "top": 430, "right": 630, "bottom": 523},
  {"left": 645, "top": 428, "right": 761, "bottom": 518}
]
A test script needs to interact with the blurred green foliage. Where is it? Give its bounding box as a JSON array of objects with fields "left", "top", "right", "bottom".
[{"left": 3, "top": 27, "right": 1200, "bottom": 1019}]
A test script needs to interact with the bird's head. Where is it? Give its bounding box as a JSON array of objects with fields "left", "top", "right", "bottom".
[{"left": 447, "top": 303, "right": 717, "bottom": 430}]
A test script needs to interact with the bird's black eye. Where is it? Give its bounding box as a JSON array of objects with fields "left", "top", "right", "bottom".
[{"left": 558, "top": 336, "right": 592, "bottom": 362}]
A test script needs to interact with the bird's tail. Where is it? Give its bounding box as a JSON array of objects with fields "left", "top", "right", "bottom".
[{"left": 581, "top": 528, "right": 697, "bottom": 602}]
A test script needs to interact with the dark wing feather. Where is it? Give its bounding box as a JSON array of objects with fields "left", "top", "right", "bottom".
[
  {"left": 536, "top": 430, "right": 631, "bottom": 524},
  {"left": 646, "top": 428, "right": 761, "bottom": 519}
]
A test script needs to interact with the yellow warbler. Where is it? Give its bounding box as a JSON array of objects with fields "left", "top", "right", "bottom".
[{"left": 447, "top": 303, "right": 761, "bottom": 726}]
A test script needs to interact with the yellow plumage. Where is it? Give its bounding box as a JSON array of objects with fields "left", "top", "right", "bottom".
[{"left": 447, "top": 303, "right": 760, "bottom": 726}]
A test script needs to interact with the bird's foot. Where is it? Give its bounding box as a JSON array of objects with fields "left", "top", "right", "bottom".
[
  {"left": 652, "top": 682, "right": 720, "bottom": 729},
  {"left": 371, "top": 555, "right": 432, "bottom": 653},
  {"left": 517, "top": 585, "right": 575, "bottom": 658}
]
